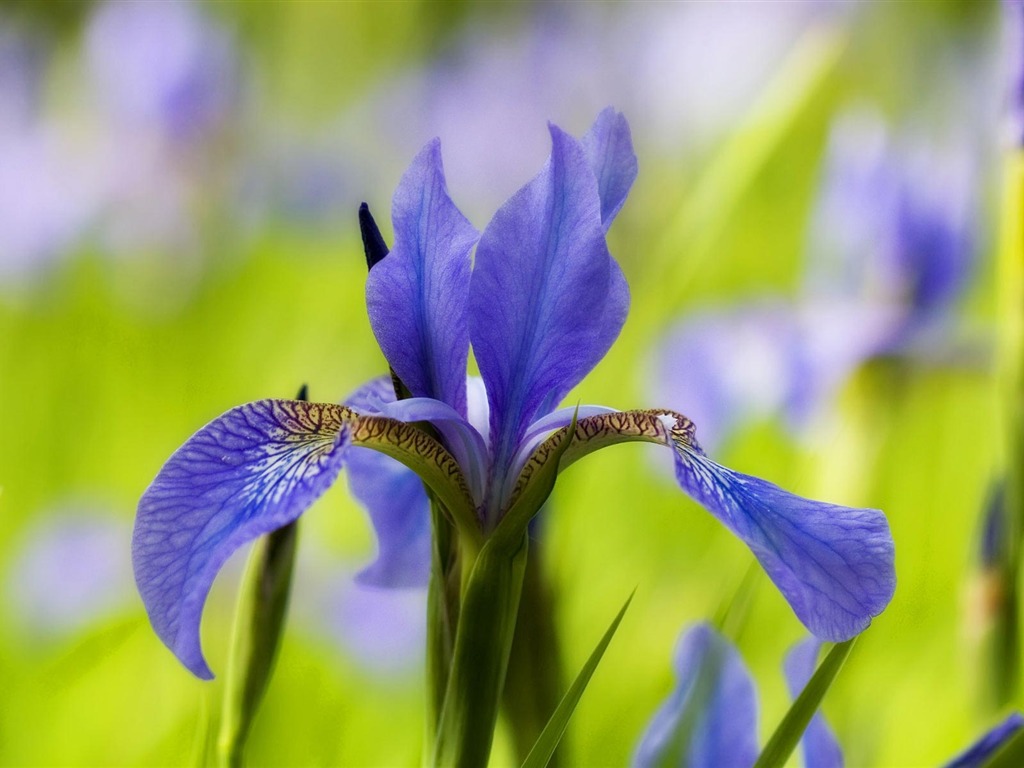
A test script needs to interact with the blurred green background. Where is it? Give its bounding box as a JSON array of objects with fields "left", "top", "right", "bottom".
[{"left": 0, "top": 1, "right": 1010, "bottom": 765}]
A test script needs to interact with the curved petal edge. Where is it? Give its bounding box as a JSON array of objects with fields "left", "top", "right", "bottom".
[
  {"left": 671, "top": 437, "right": 896, "bottom": 642},
  {"left": 133, "top": 399, "right": 351, "bottom": 678}
]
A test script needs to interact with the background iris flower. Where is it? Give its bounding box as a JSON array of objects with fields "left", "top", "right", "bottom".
[
  {"left": 133, "top": 109, "right": 895, "bottom": 687},
  {"left": 634, "top": 623, "right": 1022, "bottom": 768},
  {"left": 632, "top": 623, "right": 841, "bottom": 768},
  {"left": 652, "top": 108, "right": 980, "bottom": 452}
]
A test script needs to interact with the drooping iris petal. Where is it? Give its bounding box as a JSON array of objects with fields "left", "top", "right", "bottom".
[
  {"left": 133, "top": 400, "right": 352, "bottom": 679},
  {"left": 671, "top": 439, "right": 895, "bottom": 642},
  {"left": 346, "top": 446, "right": 431, "bottom": 588},
  {"left": 944, "top": 712, "right": 1024, "bottom": 768},
  {"left": 366, "top": 138, "right": 479, "bottom": 416},
  {"left": 470, "top": 124, "right": 628, "bottom": 479},
  {"left": 135, "top": 398, "right": 476, "bottom": 679},
  {"left": 581, "top": 106, "right": 638, "bottom": 229},
  {"left": 633, "top": 623, "right": 758, "bottom": 768},
  {"left": 784, "top": 638, "right": 844, "bottom": 768},
  {"left": 546, "top": 409, "right": 895, "bottom": 641}
]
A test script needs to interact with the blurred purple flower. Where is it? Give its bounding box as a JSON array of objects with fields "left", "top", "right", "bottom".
[
  {"left": 233, "top": 137, "right": 357, "bottom": 235},
  {"left": 633, "top": 623, "right": 758, "bottom": 768},
  {"left": 80, "top": 0, "right": 245, "bottom": 273},
  {"left": 1004, "top": 0, "right": 1024, "bottom": 147},
  {"left": 805, "top": 110, "right": 977, "bottom": 349},
  {"left": 84, "top": 0, "right": 239, "bottom": 144},
  {"left": 336, "top": 2, "right": 837, "bottom": 222},
  {"left": 652, "top": 110, "right": 977, "bottom": 449},
  {"left": 1, "top": 1, "right": 247, "bottom": 291},
  {"left": 633, "top": 624, "right": 842, "bottom": 768},
  {"left": 0, "top": 29, "right": 98, "bottom": 284},
  {"left": 290, "top": 546, "right": 424, "bottom": 676},
  {"left": 649, "top": 302, "right": 803, "bottom": 453},
  {"left": 5, "top": 506, "right": 134, "bottom": 637},
  {"left": 0, "top": 25, "right": 44, "bottom": 133},
  {"left": 651, "top": 298, "right": 897, "bottom": 451},
  {"left": 784, "top": 638, "right": 843, "bottom": 768}
]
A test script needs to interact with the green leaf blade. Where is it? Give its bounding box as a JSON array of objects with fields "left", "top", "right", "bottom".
[
  {"left": 753, "top": 636, "right": 857, "bottom": 768},
  {"left": 521, "top": 591, "right": 635, "bottom": 768}
]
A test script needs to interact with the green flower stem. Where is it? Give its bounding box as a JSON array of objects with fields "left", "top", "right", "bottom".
[
  {"left": 502, "top": 534, "right": 564, "bottom": 766},
  {"left": 426, "top": 497, "right": 462, "bottom": 740},
  {"left": 216, "top": 521, "right": 299, "bottom": 768},
  {"left": 432, "top": 531, "right": 530, "bottom": 768}
]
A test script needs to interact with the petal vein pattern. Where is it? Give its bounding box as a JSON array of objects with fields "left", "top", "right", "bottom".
[
  {"left": 365, "top": 139, "right": 478, "bottom": 416},
  {"left": 133, "top": 400, "right": 351, "bottom": 679},
  {"left": 521, "top": 410, "right": 895, "bottom": 641},
  {"left": 469, "top": 124, "right": 629, "bottom": 486},
  {"left": 133, "top": 399, "right": 473, "bottom": 679}
]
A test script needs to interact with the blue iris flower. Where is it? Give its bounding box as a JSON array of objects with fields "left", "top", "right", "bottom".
[
  {"left": 133, "top": 109, "right": 896, "bottom": 679},
  {"left": 632, "top": 623, "right": 841, "bottom": 768}
]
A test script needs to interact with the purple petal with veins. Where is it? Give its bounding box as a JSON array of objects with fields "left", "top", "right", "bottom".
[
  {"left": 671, "top": 437, "right": 895, "bottom": 641},
  {"left": 366, "top": 139, "right": 479, "bottom": 416},
  {"left": 469, "top": 124, "right": 628, "bottom": 497},
  {"left": 133, "top": 400, "right": 350, "bottom": 679}
]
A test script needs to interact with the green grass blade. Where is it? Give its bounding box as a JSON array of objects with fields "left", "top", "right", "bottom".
[
  {"left": 521, "top": 591, "right": 635, "bottom": 768},
  {"left": 651, "top": 24, "right": 846, "bottom": 308},
  {"left": 753, "top": 636, "right": 857, "bottom": 768}
]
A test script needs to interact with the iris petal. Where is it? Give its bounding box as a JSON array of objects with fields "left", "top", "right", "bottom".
[
  {"left": 633, "top": 623, "right": 758, "bottom": 768},
  {"left": 469, "top": 124, "right": 629, "bottom": 480},
  {"left": 343, "top": 378, "right": 431, "bottom": 588},
  {"left": 673, "top": 445, "right": 895, "bottom": 641},
  {"left": 133, "top": 400, "right": 352, "bottom": 679},
  {"left": 581, "top": 107, "right": 639, "bottom": 230},
  {"left": 539, "top": 409, "right": 895, "bottom": 641},
  {"left": 783, "top": 638, "right": 844, "bottom": 768},
  {"left": 134, "top": 398, "right": 476, "bottom": 678},
  {"left": 366, "top": 139, "right": 479, "bottom": 416},
  {"left": 346, "top": 446, "right": 431, "bottom": 588}
]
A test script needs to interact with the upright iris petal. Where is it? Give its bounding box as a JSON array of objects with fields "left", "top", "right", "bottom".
[
  {"left": 581, "top": 106, "right": 639, "bottom": 230},
  {"left": 469, "top": 124, "right": 629, "bottom": 487},
  {"left": 365, "top": 139, "right": 479, "bottom": 416}
]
